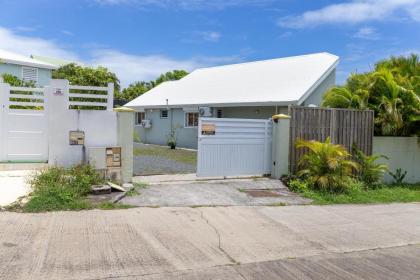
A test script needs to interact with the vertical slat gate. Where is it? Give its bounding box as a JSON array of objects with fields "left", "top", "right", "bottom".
[{"left": 288, "top": 106, "right": 374, "bottom": 174}]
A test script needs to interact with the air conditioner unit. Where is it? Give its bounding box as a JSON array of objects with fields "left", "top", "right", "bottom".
[
  {"left": 199, "top": 107, "right": 213, "bottom": 117},
  {"left": 141, "top": 119, "right": 152, "bottom": 128}
]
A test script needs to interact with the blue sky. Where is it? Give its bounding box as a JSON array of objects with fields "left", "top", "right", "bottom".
[{"left": 0, "top": 0, "right": 419, "bottom": 87}]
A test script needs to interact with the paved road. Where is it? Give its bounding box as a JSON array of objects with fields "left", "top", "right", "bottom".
[{"left": 1, "top": 203, "right": 419, "bottom": 279}]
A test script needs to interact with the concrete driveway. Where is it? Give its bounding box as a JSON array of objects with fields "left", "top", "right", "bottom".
[
  {"left": 1, "top": 203, "right": 419, "bottom": 279},
  {"left": 0, "top": 170, "right": 32, "bottom": 207},
  {"left": 122, "top": 177, "right": 311, "bottom": 206}
]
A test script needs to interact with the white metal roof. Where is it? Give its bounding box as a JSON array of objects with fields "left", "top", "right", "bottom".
[
  {"left": 126, "top": 52, "right": 339, "bottom": 109},
  {"left": 0, "top": 49, "right": 58, "bottom": 69}
]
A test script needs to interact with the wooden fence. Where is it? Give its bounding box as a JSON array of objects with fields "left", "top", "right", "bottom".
[{"left": 288, "top": 106, "right": 374, "bottom": 174}]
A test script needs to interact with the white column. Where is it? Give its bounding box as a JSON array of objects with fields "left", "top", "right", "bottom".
[
  {"left": 115, "top": 107, "right": 134, "bottom": 183},
  {"left": 0, "top": 83, "right": 9, "bottom": 162},
  {"left": 271, "top": 114, "right": 291, "bottom": 179},
  {"left": 107, "top": 83, "right": 114, "bottom": 111},
  {"left": 47, "top": 79, "right": 83, "bottom": 166}
]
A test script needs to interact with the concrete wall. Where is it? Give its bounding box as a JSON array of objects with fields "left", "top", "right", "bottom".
[
  {"left": 302, "top": 69, "right": 336, "bottom": 106},
  {"left": 47, "top": 80, "right": 118, "bottom": 166},
  {"left": 373, "top": 137, "right": 420, "bottom": 184},
  {"left": 0, "top": 63, "right": 52, "bottom": 87}
]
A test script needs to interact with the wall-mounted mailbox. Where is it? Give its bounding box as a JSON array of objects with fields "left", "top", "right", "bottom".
[
  {"left": 106, "top": 147, "right": 121, "bottom": 167},
  {"left": 69, "top": 131, "right": 85, "bottom": 145}
]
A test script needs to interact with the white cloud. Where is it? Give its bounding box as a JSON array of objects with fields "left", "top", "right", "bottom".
[
  {"left": 0, "top": 26, "right": 239, "bottom": 87},
  {"left": 278, "top": 0, "right": 420, "bottom": 28},
  {"left": 88, "top": 49, "right": 241, "bottom": 86},
  {"left": 0, "top": 26, "right": 78, "bottom": 60},
  {"left": 93, "top": 0, "right": 273, "bottom": 10},
  {"left": 200, "top": 31, "right": 221, "bottom": 42},
  {"left": 353, "top": 27, "right": 380, "bottom": 40}
]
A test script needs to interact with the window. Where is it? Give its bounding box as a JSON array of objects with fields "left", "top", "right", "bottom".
[
  {"left": 135, "top": 112, "right": 145, "bottom": 125},
  {"left": 185, "top": 112, "right": 199, "bottom": 127},
  {"left": 160, "top": 109, "right": 168, "bottom": 119},
  {"left": 22, "top": 67, "right": 38, "bottom": 85},
  {"left": 217, "top": 109, "right": 223, "bottom": 118}
]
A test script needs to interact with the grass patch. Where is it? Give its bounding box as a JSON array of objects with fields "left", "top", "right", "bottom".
[
  {"left": 126, "top": 182, "right": 148, "bottom": 197},
  {"left": 9, "top": 165, "right": 134, "bottom": 213},
  {"left": 96, "top": 202, "right": 135, "bottom": 210},
  {"left": 292, "top": 181, "right": 420, "bottom": 205},
  {"left": 134, "top": 144, "right": 197, "bottom": 165}
]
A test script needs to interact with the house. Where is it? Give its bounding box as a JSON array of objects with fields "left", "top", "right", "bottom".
[
  {"left": 0, "top": 49, "right": 58, "bottom": 87},
  {"left": 126, "top": 52, "right": 339, "bottom": 149}
]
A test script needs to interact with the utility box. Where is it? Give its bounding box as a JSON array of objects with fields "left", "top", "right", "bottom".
[
  {"left": 87, "top": 146, "right": 122, "bottom": 183},
  {"left": 106, "top": 147, "right": 121, "bottom": 167}
]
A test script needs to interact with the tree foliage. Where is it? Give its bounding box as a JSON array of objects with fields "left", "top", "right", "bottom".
[
  {"left": 1, "top": 73, "right": 35, "bottom": 87},
  {"left": 118, "top": 70, "right": 188, "bottom": 101},
  {"left": 52, "top": 63, "right": 121, "bottom": 92},
  {"left": 322, "top": 54, "right": 420, "bottom": 136}
]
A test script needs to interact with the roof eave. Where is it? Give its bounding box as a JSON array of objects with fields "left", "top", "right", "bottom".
[
  {"left": 125, "top": 100, "right": 298, "bottom": 110},
  {"left": 1, "top": 59, "right": 58, "bottom": 70}
]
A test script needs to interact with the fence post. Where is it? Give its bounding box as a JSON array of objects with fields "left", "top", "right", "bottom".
[
  {"left": 114, "top": 107, "right": 134, "bottom": 183},
  {"left": 46, "top": 79, "right": 83, "bottom": 166},
  {"left": 271, "top": 114, "right": 290, "bottom": 179},
  {"left": 107, "top": 83, "right": 114, "bottom": 111},
  {"left": 0, "top": 82, "right": 8, "bottom": 162}
]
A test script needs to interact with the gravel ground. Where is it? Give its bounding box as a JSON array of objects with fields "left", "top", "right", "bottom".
[{"left": 134, "top": 155, "right": 196, "bottom": 176}]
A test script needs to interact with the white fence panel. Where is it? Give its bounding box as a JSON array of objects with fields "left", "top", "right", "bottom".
[
  {"left": 197, "top": 117, "right": 272, "bottom": 177},
  {"left": 0, "top": 84, "right": 48, "bottom": 162}
]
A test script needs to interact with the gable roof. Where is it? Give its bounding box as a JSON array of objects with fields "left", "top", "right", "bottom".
[
  {"left": 0, "top": 49, "right": 58, "bottom": 70},
  {"left": 125, "top": 52, "right": 339, "bottom": 108}
]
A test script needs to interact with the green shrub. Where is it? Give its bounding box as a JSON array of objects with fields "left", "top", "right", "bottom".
[
  {"left": 296, "top": 137, "right": 358, "bottom": 193},
  {"left": 287, "top": 179, "right": 310, "bottom": 193},
  {"left": 352, "top": 145, "right": 388, "bottom": 187},
  {"left": 23, "top": 165, "right": 103, "bottom": 212},
  {"left": 389, "top": 168, "right": 408, "bottom": 185}
]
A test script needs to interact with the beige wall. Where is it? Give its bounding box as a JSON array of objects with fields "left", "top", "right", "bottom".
[{"left": 373, "top": 137, "right": 420, "bottom": 184}]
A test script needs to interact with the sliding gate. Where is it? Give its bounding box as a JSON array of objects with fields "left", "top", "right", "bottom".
[
  {"left": 0, "top": 84, "right": 48, "bottom": 162},
  {"left": 197, "top": 117, "right": 272, "bottom": 177}
]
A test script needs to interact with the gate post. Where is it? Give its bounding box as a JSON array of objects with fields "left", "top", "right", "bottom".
[{"left": 271, "top": 114, "right": 290, "bottom": 179}]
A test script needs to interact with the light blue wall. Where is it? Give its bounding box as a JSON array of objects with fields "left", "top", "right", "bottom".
[
  {"left": 0, "top": 63, "right": 52, "bottom": 87},
  {"left": 135, "top": 108, "right": 198, "bottom": 149},
  {"left": 302, "top": 69, "right": 336, "bottom": 106}
]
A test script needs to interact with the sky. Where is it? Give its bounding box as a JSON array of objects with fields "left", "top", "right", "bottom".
[{"left": 0, "top": 0, "right": 419, "bottom": 87}]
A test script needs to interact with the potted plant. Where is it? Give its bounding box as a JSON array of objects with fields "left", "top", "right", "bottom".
[{"left": 167, "top": 125, "right": 180, "bottom": 149}]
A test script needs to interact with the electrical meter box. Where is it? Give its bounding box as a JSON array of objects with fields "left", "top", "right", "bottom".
[{"left": 106, "top": 147, "right": 121, "bottom": 167}]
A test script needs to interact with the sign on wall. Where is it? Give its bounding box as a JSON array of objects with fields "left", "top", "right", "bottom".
[{"left": 201, "top": 123, "right": 216, "bottom": 135}]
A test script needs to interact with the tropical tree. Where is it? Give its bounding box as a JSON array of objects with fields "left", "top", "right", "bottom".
[
  {"left": 52, "top": 63, "right": 120, "bottom": 92},
  {"left": 352, "top": 144, "right": 388, "bottom": 186},
  {"left": 118, "top": 70, "right": 188, "bottom": 102},
  {"left": 296, "top": 137, "right": 358, "bottom": 193},
  {"left": 322, "top": 54, "right": 420, "bottom": 136}
]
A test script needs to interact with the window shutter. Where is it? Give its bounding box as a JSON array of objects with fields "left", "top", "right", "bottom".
[{"left": 22, "top": 67, "right": 38, "bottom": 84}]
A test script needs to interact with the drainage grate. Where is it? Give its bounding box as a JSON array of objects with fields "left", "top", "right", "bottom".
[{"left": 243, "top": 189, "right": 281, "bottom": 197}]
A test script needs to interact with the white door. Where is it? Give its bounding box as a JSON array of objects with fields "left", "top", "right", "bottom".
[
  {"left": 197, "top": 117, "right": 272, "bottom": 177},
  {"left": 0, "top": 85, "right": 48, "bottom": 162}
]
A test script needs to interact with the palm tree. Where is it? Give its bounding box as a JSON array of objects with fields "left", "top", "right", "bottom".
[{"left": 296, "top": 137, "right": 358, "bottom": 193}]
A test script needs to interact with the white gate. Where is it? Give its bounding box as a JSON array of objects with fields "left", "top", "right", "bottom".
[
  {"left": 197, "top": 117, "right": 272, "bottom": 177},
  {"left": 0, "top": 84, "right": 48, "bottom": 162}
]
